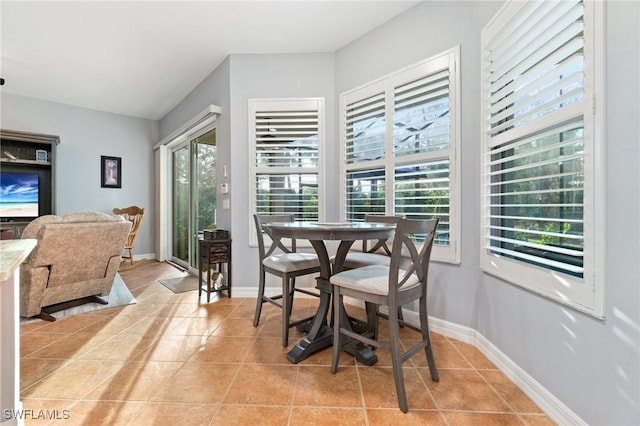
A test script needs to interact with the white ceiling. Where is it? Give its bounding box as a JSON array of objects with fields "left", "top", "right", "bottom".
[{"left": 1, "top": 1, "right": 419, "bottom": 120}]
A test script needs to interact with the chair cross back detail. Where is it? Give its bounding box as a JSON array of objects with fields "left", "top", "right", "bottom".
[
  {"left": 389, "top": 227, "right": 431, "bottom": 295},
  {"left": 261, "top": 223, "right": 297, "bottom": 258},
  {"left": 362, "top": 214, "right": 402, "bottom": 255}
]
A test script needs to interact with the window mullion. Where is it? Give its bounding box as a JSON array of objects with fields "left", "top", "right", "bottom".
[{"left": 385, "top": 80, "right": 395, "bottom": 214}]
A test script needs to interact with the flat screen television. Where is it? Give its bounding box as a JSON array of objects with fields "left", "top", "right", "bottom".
[{"left": 0, "top": 171, "right": 40, "bottom": 218}]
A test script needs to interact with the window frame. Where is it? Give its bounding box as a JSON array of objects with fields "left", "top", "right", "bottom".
[
  {"left": 339, "top": 47, "right": 461, "bottom": 264},
  {"left": 480, "top": 0, "right": 605, "bottom": 318},
  {"left": 249, "top": 98, "right": 325, "bottom": 246}
]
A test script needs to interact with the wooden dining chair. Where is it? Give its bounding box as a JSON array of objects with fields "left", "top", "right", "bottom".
[
  {"left": 253, "top": 214, "right": 321, "bottom": 346},
  {"left": 112, "top": 206, "right": 144, "bottom": 269},
  {"left": 329, "top": 217, "right": 440, "bottom": 412}
]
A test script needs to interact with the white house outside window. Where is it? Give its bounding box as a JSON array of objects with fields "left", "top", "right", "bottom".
[
  {"left": 340, "top": 48, "right": 460, "bottom": 264},
  {"left": 480, "top": 0, "right": 605, "bottom": 317}
]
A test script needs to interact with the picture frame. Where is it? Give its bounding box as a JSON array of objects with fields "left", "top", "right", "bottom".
[{"left": 101, "top": 155, "right": 122, "bottom": 188}]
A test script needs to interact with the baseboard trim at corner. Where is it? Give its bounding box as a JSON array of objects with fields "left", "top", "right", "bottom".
[{"left": 424, "top": 313, "right": 586, "bottom": 426}]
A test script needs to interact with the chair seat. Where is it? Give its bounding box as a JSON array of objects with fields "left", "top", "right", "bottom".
[
  {"left": 263, "top": 252, "right": 320, "bottom": 273},
  {"left": 336, "top": 251, "right": 414, "bottom": 270},
  {"left": 330, "top": 265, "right": 420, "bottom": 296},
  {"left": 341, "top": 252, "right": 390, "bottom": 269}
]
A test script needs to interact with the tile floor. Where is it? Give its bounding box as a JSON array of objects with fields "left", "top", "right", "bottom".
[{"left": 19, "top": 260, "right": 555, "bottom": 425}]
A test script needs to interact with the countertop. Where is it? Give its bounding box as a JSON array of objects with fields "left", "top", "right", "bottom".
[{"left": 0, "top": 239, "right": 36, "bottom": 281}]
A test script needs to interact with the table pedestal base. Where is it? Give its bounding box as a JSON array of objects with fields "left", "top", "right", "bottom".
[
  {"left": 286, "top": 324, "right": 333, "bottom": 363},
  {"left": 286, "top": 289, "right": 378, "bottom": 366}
]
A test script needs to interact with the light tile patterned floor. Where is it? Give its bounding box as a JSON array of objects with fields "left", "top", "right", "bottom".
[{"left": 19, "top": 260, "right": 555, "bottom": 425}]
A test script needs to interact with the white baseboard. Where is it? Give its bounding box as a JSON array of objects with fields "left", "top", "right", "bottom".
[
  {"left": 406, "top": 309, "right": 586, "bottom": 426},
  {"left": 134, "top": 253, "right": 156, "bottom": 261}
]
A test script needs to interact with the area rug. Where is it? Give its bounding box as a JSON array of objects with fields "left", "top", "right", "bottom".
[
  {"left": 158, "top": 275, "right": 200, "bottom": 293},
  {"left": 20, "top": 273, "right": 136, "bottom": 323}
]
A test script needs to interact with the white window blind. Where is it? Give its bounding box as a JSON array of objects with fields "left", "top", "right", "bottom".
[
  {"left": 395, "top": 160, "right": 451, "bottom": 247},
  {"left": 250, "top": 99, "right": 323, "bottom": 244},
  {"left": 481, "top": 0, "right": 604, "bottom": 317},
  {"left": 341, "top": 48, "right": 460, "bottom": 263},
  {"left": 345, "top": 91, "right": 386, "bottom": 165},
  {"left": 345, "top": 168, "right": 386, "bottom": 220},
  {"left": 394, "top": 70, "right": 451, "bottom": 157}
]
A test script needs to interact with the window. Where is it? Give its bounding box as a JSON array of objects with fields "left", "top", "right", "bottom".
[
  {"left": 341, "top": 48, "right": 460, "bottom": 263},
  {"left": 481, "top": 0, "right": 604, "bottom": 317},
  {"left": 249, "top": 98, "right": 324, "bottom": 244}
]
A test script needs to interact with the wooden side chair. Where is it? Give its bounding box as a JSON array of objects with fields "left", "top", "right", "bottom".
[
  {"left": 330, "top": 217, "right": 440, "bottom": 412},
  {"left": 253, "top": 214, "right": 321, "bottom": 346},
  {"left": 112, "top": 206, "right": 144, "bottom": 269}
]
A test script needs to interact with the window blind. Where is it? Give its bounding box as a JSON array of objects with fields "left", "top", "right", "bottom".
[
  {"left": 394, "top": 160, "right": 451, "bottom": 246},
  {"left": 345, "top": 92, "right": 386, "bottom": 164},
  {"left": 345, "top": 168, "right": 386, "bottom": 222},
  {"left": 486, "top": 0, "right": 584, "bottom": 138},
  {"left": 481, "top": 0, "right": 604, "bottom": 317},
  {"left": 394, "top": 70, "right": 451, "bottom": 156},
  {"left": 484, "top": 0, "right": 586, "bottom": 278},
  {"left": 252, "top": 99, "right": 322, "bottom": 224},
  {"left": 255, "top": 110, "right": 319, "bottom": 168},
  {"left": 341, "top": 48, "right": 460, "bottom": 262},
  {"left": 486, "top": 125, "right": 585, "bottom": 276}
]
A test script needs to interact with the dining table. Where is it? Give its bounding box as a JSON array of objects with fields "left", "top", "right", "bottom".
[{"left": 262, "top": 221, "right": 396, "bottom": 365}]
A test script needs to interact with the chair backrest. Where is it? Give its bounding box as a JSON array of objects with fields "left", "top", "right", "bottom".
[
  {"left": 113, "top": 206, "right": 144, "bottom": 249},
  {"left": 388, "top": 218, "right": 439, "bottom": 298},
  {"left": 362, "top": 214, "right": 403, "bottom": 255},
  {"left": 253, "top": 214, "right": 297, "bottom": 262}
]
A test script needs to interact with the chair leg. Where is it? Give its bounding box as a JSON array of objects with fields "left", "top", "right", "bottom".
[
  {"left": 288, "top": 277, "right": 296, "bottom": 319},
  {"left": 282, "top": 276, "right": 291, "bottom": 347},
  {"left": 388, "top": 303, "right": 409, "bottom": 413},
  {"left": 331, "top": 287, "right": 342, "bottom": 374},
  {"left": 253, "top": 270, "right": 266, "bottom": 327},
  {"left": 128, "top": 248, "right": 134, "bottom": 265},
  {"left": 365, "top": 301, "right": 379, "bottom": 340},
  {"left": 419, "top": 295, "right": 439, "bottom": 382}
]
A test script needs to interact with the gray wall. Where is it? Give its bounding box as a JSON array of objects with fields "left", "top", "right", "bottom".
[
  {"left": 1, "top": 93, "right": 158, "bottom": 256},
  {"left": 158, "top": 56, "right": 232, "bottom": 231},
  {"left": 228, "top": 53, "right": 335, "bottom": 288},
  {"left": 160, "top": 52, "right": 335, "bottom": 289}
]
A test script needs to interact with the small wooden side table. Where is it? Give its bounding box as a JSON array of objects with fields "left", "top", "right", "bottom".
[{"left": 198, "top": 237, "right": 232, "bottom": 301}]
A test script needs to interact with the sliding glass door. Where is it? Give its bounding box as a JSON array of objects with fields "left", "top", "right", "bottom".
[{"left": 170, "top": 127, "right": 216, "bottom": 270}]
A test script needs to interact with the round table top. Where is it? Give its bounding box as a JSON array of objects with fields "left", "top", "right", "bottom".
[{"left": 263, "top": 221, "right": 395, "bottom": 241}]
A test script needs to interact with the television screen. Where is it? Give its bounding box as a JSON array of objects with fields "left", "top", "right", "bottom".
[{"left": 0, "top": 172, "right": 39, "bottom": 218}]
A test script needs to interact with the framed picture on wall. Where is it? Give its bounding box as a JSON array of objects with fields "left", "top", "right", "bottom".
[{"left": 101, "top": 156, "right": 121, "bottom": 188}]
